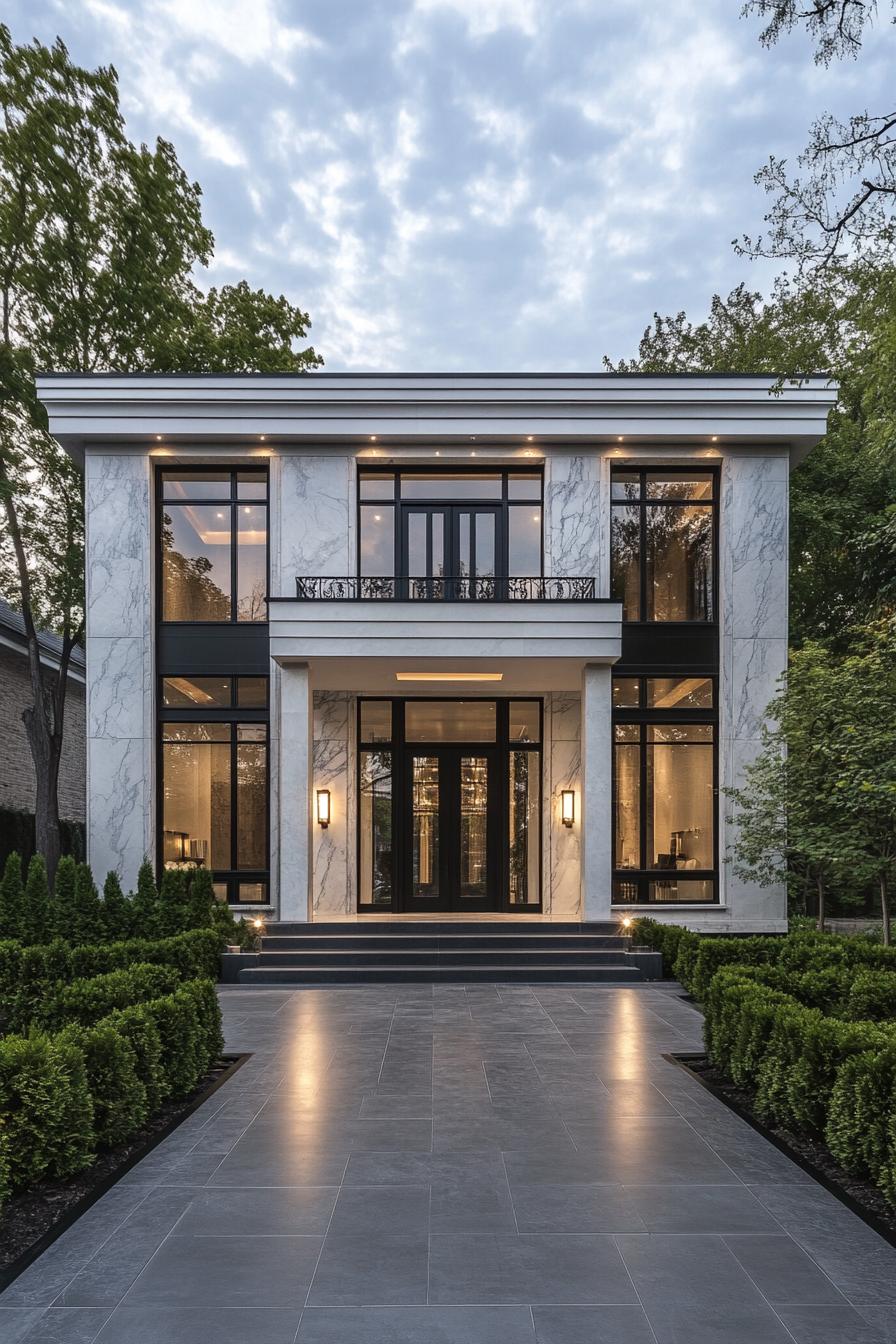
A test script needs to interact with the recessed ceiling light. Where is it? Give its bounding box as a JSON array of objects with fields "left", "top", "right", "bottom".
[
  {"left": 370, "top": 435, "right": 377, "bottom": 441},
  {"left": 527, "top": 435, "right": 534, "bottom": 442},
  {"left": 155, "top": 435, "right": 162, "bottom": 441},
  {"left": 259, "top": 435, "right": 266, "bottom": 441},
  {"left": 711, "top": 435, "right": 719, "bottom": 442},
  {"left": 395, "top": 672, "right": 504, "bottom": 682},
  {"left": 617, "top": 435, "right": 624, "bottom": 442}
]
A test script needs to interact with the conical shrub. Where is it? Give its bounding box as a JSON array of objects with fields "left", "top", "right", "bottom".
[
  {"left": 50, "top": 855, "right": 78, "bottom": 940},
  {"left": 101, "top": 872, "right": 132, "bottom": 941},
  {"left": 157, "top": 868, "right": 188, "bottom": 936},
  {"left": 0, "top": 854, "right": 24, "bottom": 942},
  {"left": 22, "top": 855, "right": 51, "bottom": 945},
  {"left": 131, "top": 858, "right": 159, "bottom": 938}
]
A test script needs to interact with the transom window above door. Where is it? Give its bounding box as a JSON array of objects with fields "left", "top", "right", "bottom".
[{"left": 359, "top": 469, "right": 542, "bottom": 599}]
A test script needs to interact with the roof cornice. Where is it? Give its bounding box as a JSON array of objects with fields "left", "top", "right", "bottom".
[{"left": 36, "top": 371, "right": 838, "bottom": 466}]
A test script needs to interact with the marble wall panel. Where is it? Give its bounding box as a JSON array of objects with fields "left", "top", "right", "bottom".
[
  {"left": 277, "top": 455, "right": 351, "bottom": 594},
  {"left": 84, "top": 452, "right": 153, "bottom": 892},
  {"left": 311, "top": 692, "right": 353, "bottom": 916},
  {"left": 719, "top": 452, "right": 790, "bottom": 924},
  {"left": 545, "top": 453, "right": 601, "bottom": 579}
]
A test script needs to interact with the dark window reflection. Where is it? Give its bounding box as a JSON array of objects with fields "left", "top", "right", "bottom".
[
  {"left": 646, "top": 504, "right": 713, "bottom": 620},
  {"left": 610, "top": 505, "right": 640, "bottom": 620},
  {"left": 611, "top": 469, "right": 715, "bottom": 622},
  {"left": 162, "top": 505, "right": 231, "bottom": 621}
]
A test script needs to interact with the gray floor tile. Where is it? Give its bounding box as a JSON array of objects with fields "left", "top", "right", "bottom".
[
  {"left": 0, "top": 1310, "right": 45, "bottom": 1343},
  {"left": 777, "top": 1304, "right": 895, "bottom": 1343},
  {"left": 626, "top": 1184, "right": 780, "bottom": 1233},
  {"left": 307, "top": 1233, "right": 429, "bottom": 1306},
  {"left": 94, "top": 1307, "right": 302, "bottom": 1343},
  {"left": 429, "top": 1233, "right": 637, "bottom": 1304},
  {"left": 176, "top": 1186, "right": 338, "bottom": 1236},
  {"left": 123, "top": 1235, "right": 323, "bottom": 1308},
  {"left": 327, "top": 1184, "right": 429, "bottom": 1238},
  {"left": 644, "top": 1300, "right": 797, "bottom": 1343},
  {"left": 532, "top": 1305, "right": 657, "bottom": 1343},
  {"left": 510, "top": 1182, "right": 645, "bottom": 1233},
  {"left": 615, "top": 1232, "right": 773, "bottom": 1309},
  {"left": 724, "top": 1233, "right": 847, "bottom": 1304},
  {"left": 296, "top": 1306, "right": 537, "bottom": 1342},
  {"left": 208, "top": 1144, "right": 348, "bottom": 1186},
  {"left": 19, "top": 1308, "right": 111, "bottom": 1343}
]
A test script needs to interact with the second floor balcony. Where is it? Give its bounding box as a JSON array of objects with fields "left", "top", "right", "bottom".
[
  {"left": 270, "top": 575, "right": 621, "bottom": 692},
  {"left": 294, "top": 575, "right": 598, "bottom": 602}
]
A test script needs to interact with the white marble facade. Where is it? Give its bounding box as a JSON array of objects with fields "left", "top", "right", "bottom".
[
  {"left": 84, "top": 450, "right": 153, "bottom": 893},
  {"left": 81, "top": 438, "right": 790, "bottom": 928}
]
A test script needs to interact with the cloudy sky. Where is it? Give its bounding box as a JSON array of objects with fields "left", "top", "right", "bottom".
[{"left": 6, "top": 0, "right": 893, "bottom": 369}]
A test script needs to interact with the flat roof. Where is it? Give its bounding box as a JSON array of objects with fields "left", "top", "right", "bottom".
[{"left": 36, "top": 370, "right": 838, "bottom": 467}]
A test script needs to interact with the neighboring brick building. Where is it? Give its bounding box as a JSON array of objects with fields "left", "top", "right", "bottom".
[{"left": 0, "top": 598, "right": 85, "bottom": 824}]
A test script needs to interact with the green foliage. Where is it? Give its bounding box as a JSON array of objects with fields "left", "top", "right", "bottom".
[
  {"left": 101, "top": 871, "right": 132, "bottom": 942},
  {"left": 23, "top": 854, "right": 51, "bottom": 944},
  {"left": 60, "top": 1022, "right": 147, "bottom": 1148},
  {"left": 0, "top": 852, "right": 24, "bottom": 940},
  {"left": 68, "top": 863, "right": 105, "bottom": 945},
  {"left": 51, "top": 855, "right": 77, "bottom": 937},
  {"left": 826, "top": 1048, "right": 896, "bottom": 1180},
  {"left": 147, "top": 990, "right": 205, "bottom": 1099},
  {"left": 101, "top": 1004, "right": 166, "bottom": 1111},
  {"left": 131, "top": 860, "right": 159, "bottom": 938},
  {"left": 157, "top": 868, "right": 189, "bottom": 937},
  {"left": 0, "top": 1032, "right": 94, "bottom": 1190},
  {"left": 671, "top": 931, "right": 701, "bottom": 992},
  {"left": 844, "top": 970, "right": 896, "bottom": 1022},
  {"left": 187, "top": 867, "right": 216, "bottom": 931},
  {"left": 179, "top": 978, "right": 224, "bottom": 1070},
  {"left": 38, "top": 963, "right": 180, "bottom": 1032},
  {"left": 688, "top": 937, "right": 782, "bottom": 1002}
]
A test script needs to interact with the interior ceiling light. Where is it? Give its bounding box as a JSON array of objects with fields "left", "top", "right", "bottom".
[{"left": 395, "top": 672, "right": 504, "bottom": 682}]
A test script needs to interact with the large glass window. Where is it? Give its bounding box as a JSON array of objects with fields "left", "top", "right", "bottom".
[
  {"left": 611, "top": 469, "right": 715, "bottom": 622},
  {"left": 359, "top": 750, "right": 393, "bottom": 907},
  {"left": 612, "top": 675, "right": 717, "bottom": 905},
  {"left": 161, "top": 685, "right": 269, "bottom": 904},
  {"left": 358, "top": 470, "right": 544, "bottom": 593},
  {"left": 160, "top": 469, "right": 268, "bottom": 623}
]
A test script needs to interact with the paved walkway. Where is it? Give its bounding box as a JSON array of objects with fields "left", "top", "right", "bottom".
[{"left": 2, "top": 984, "right": 896, "bottom": 1343}]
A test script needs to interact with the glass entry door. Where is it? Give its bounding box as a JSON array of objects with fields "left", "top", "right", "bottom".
[
  {"left": 402, "top": 507, "right": 501, "bottom": 599},
  {"left": 406, "top": 748, "right": 497, "bottom": 910}
]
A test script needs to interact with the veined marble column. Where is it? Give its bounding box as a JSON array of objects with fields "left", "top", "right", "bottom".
[
  {"left": 278, "top": 663, "right": 312, "bottom": 921},
  {"left": 580, "top": 663, "right": 613, "bottom": 922}
]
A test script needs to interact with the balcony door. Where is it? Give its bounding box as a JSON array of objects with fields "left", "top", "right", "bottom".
[
  {"left": 402, "top": 506, "right": 502, "bottom": 600},
  {"left": 405, "top": 747, "right": 498, "bottom": 911}
]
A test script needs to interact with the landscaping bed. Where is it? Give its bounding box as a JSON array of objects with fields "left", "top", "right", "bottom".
[
  {"left": 0, "top": 1052, "right": 247, "bottom": 1289},
  {"left": 671, "top": 1051, "right": 896, "bottom": 1246},
  {"left": 632, "top": 917, "right": 896, "bottom": 1218}
]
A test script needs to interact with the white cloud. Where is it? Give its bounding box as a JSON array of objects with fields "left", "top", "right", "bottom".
[{"left": 412, "top": 0, "right": 538, "bottom": 39}]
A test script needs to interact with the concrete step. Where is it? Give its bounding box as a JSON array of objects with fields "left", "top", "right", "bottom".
[
  {"left": 259, "top": 933, "right": 631, "bottom": 953},
  {"left": 268, "top": 920, "right": 622, "bottom": 936},
  {"left": 251, "top": 948, "right": 640, "bottom": 968},
  {"left": 236, "top": 963, "right": 646, "bottom": 985}
]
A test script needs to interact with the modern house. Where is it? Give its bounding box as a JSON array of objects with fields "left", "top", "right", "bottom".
[{"left": 37, "top": 373, "right": 835, "bottom": 933}]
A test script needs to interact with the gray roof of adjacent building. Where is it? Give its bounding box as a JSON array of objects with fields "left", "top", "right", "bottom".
[{"left": 0, "top": 597, "right": 85, "bottom": 677}]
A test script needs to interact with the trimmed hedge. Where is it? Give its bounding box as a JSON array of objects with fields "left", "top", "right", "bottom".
[
  {"left": 1, "top": 928, "right": 221, "bottom": 1029},
  {"left": 0, "top": 975, "right": 222, "bottom": 1204},
  {"left": 35, "top": 963, "right": 181, "bottom": 1032}
]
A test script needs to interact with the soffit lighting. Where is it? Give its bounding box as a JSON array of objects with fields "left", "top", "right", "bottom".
[{"left": 395, "top": 672, "right": 504, "bottom": 682}]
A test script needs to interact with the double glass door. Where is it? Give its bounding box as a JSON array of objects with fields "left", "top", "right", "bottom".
[
  {"left": 403, "top": 506, "right": 501, "bottom": 599},
  {"left": 407, "top": 748, "right": 498, "bottom": 911}
]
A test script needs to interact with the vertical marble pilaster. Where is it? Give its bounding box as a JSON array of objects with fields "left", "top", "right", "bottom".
[
  {"left": 545, "top": 452, "right": 601, "bottom": 579},
  {"left": 277, "top": 455, "right": 351, "bottom": 592},
  {"left": 312, "top": 692, "right": 353, "bottom": 917},
  {"left": 85, "top": 451, "right": 153, "bottom": 892},
  {"left": 278, "top": 664, "right": 312, "bottom": 921},
  {"left": 548, "top": 693, "right": 582, "bottom": 917},
  {"left": 580, "top": 664, "right": 613, "bottom": 922},
  {"left": 719, "top": 452, "right": 789, "bottom": 927}
]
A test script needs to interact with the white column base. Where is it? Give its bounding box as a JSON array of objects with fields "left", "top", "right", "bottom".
[
  {"left": 581, "top": 663, "right": 613, "bottom": 922},
  {"left": 277, "top": 663, "right": 312, "bottom": 921}
]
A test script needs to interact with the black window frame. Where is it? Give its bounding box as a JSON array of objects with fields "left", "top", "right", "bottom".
[
  {"left": 611, "top": 673, "right": 719, "bottom": 906},
  {"left": 610, "top": 466, "right": 718, "bottom": 625},
  {"left": 356, "top": 696, "right": 543, "bottom": 913},
  {"left": 357, "top": 467, "right": 544, "bottom": 593},
  {"left": 157, "top": 466, "right": 269, "bottom": 626},
  {"left": 158, "top": 676, "right": 270, "bottom": 906}
]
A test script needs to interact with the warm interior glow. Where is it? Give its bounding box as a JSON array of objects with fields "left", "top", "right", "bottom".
[
  {"left": 316, "top": 788, "right": 331, "bottom": 827},
  {"left": 395, "top": 672, "right": 504, "bottom": 682},
  {"left": 561, "top": 789, "right": 575, "bottom": 826}
]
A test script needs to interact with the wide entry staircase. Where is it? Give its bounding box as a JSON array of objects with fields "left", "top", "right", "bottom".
[{"left": 222, "top": 920, "right": 662, "bottom": 986}]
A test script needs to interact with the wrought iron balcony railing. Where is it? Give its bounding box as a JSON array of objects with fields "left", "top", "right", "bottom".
[{"left": 294, "top": 575, "right": 597, "bottom": 601}]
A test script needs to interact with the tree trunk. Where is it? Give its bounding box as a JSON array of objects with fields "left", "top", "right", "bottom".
[
  {"left": 816, "top": 872, "right": 826, "bottom": 933},
  {"left": 880, "top": 873, "right": 891, "bottom": 948},
  {"left": 23, "top": 699, "right": 62, "bottom": 882}
]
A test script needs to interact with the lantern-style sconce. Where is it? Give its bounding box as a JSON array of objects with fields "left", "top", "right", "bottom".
[
  {"left": 316, "top": 788, "right": 331, "bottom": 828},
  {"left": 560, "top": 789, "right": 575, "bottom": 827}
]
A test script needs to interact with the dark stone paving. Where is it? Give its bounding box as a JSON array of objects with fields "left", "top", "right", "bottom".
[{"left": 2, "top": 983, "right": 896, "bottom": 1342}]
